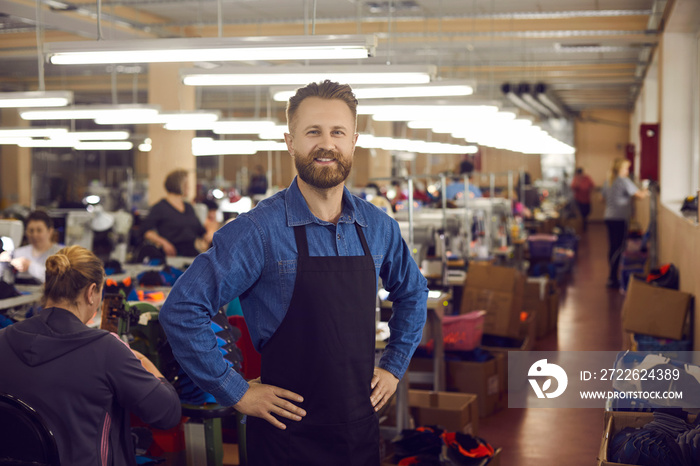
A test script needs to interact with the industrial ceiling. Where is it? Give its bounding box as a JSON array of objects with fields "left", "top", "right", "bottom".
[{"left": 0, "top": 0, "right": 693, "bottom": 117}]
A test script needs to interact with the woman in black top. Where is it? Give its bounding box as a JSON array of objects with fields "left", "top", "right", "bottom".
[{"left": 141, "top": 169, "right": 206, "bottom": 257}]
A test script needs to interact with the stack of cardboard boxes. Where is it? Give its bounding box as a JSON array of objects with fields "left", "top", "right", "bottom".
[{"left": 598, "top": 278, "right": 695, "bottom": 465}]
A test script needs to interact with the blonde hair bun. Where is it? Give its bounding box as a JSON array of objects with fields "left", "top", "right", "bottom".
[{"left": 46, "top": 253, "right": 71, "bottom": 276}]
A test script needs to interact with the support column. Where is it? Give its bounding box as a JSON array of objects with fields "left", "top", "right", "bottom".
[
  {"left": 659, "top": 32, "right": 697, "bottom": 203},
  {"left": 351, "top": 119, "right": 392, "bottom": 188},
  {"left": 0, "top": 109, "right": 32, "bottom": 209},
  {"left": 147, "top": 63, "right": 196, "bottom": 204}
]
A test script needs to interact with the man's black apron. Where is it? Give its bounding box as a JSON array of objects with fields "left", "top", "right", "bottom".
[{"left": 247, "top": 223, "right": 380, "bottom": 466}]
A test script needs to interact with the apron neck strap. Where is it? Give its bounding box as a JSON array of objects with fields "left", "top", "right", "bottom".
[{"left": 293, "top": 223, "right": 372, "bottom": 257}]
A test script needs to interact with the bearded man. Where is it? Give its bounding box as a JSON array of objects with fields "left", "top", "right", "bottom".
[{"left": 160, "top": 80, "right": 428, "bottom": 466}]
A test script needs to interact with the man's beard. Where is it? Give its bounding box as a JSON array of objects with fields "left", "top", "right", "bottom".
[{"left": 294, "top": 148, "right": 352, "bottom": 190}]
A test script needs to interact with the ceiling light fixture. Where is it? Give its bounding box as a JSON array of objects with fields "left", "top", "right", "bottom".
[
  {"left": 361, "top": 104, "right": 499, "bottom": 121},
  {"left": 0, "top": 91, "right": 73, "bottom": 108},
  {"left": 182, "top": 65, "right": 436, "bottom": 86},
  {"left": 94, "top": 110, "right": 220, "bottom": 126},
  {"left": 501, "top": 83, "right": 542, "bottom": 118},
  {"left": 192, "top": 138, "right": 287, "bottom": 156},
  {"left": 272, "top": 82, "right": 472, "bottom": 102},
  {"left": 0, "top": 127, "right": 68, "bottom": 138},
  {"left": 45, "top": 35, "right": 376, "bottom": 65},
  {"left": 211, "top": 120, "right": 277, "bottom": 135},
  {"left": 20, "top": 105, "right": 160, "bottom": 121},
  {"left": 74, "top": 141, "right": 134, "bottom": 150},
  {"left": 534, "top": 83, "right": 569, "bottom": 118},
  {"left": 65, "top": 131, "right": 130, "bottom": 140}
]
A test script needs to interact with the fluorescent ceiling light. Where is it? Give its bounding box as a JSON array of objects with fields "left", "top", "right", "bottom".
[
  {"left": 46, "top": 35, "right": 376, "bottom": 65},
  {"left": 521, "top": 92, "right": 555, "bottom": 118},
  {"left": 258, "top": 125, "right": 289, "bottom": 140},
  {"left": 272, "top": 83, "right": 472, "bottom": 102},
  {"left": 361, "top": 104, "right": 499, "bottom": 121},
  {"left": 94, "top": 110, "right": 220, "bottom": 126},
  {"left": 0, "top": 138, "right": 31, "bottom": 145},
  {"left": 356, "top": 134, "right": 477, "bottom": 154},
  {"left": 0, "top": 91, "right": 73, "bottom": 108},
  {"left": 182, "top": 65, "right": 435, "bottom": 86},
  {"left": 74, "top": 141, "right": 134, "bottom": 150},
  {"left": 212, "top": 120, "right": 277, "bottom": 135},
  {"left": 65, "top": 131, "right": 130, "bottom": 140},
  {"left": 18, "top": 139, "right": 75, "bottom": 148},
  {"left": 0, "top": 127, "right": 68, "bottom": 138},
  {"left": 192, "top": 138, "right": 287, "bottom": 156},
  {"left": 20, "top": 105, "right": 160, "bottom": 121}
]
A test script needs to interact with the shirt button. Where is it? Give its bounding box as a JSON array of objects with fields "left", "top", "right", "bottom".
[{"left": 337, "top": 234, "right": 341, "bottom": 239}]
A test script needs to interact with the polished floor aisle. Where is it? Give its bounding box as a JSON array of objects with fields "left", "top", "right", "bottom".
[{"left": 479, "top": 222, "right": 626, "bottom": 466}]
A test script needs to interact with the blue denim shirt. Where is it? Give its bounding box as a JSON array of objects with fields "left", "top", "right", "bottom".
[{"left": 159, "top": 177, "right": 428, "bottom": 406}]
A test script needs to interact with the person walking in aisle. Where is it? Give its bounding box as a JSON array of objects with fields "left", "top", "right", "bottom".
[
  {"left": 571, "top": 167, "right": 595, "bottom": 231},
  {"left": 602, "top": 158, "right": 648, "bottom": 288},
  {"left": 159, "top": 80, "right": 428, "bottom": 466}
]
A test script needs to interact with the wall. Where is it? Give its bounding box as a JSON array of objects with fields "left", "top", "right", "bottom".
[
  {"left": 631, "top": 51, "right": 659, "bottom": 181},
  {"left": 657, "top": 205, "right": 700, "bottom": 350},
  {"left": 574, "top": 109, "right": 631, "bottom": 221}
]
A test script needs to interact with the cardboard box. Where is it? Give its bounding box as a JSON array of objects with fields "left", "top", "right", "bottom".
[
  {"left": 621, "top": 279, "right": 693, "bottom": 340},
  {"left": 548, "top": 288, "right": 560, "bottom": 334},
  {"left": 445, "top": 352, "right": 506, "bottom": 418},
  {"left": 462, "top": 265, "right": 525, "bottom": 339},
  {"left": 378, "top": 389, "right": 479, "bottom": 436},
  {"left": 523, "top": 277, "right": 557, "bottom": 339},
  {"left": 598, "top": 411, "right": 697, "bottom": 465},
  {"left": 408, "top": 390, "right": 479, "bottom": 435}
]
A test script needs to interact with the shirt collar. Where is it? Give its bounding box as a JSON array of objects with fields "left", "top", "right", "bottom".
[{"left": 285, "top": 176, "right": 368, "bottom": 227}]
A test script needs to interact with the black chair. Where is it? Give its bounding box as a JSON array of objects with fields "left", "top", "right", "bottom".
[{"left": 0, "top": 392, "right": 60, "bottom": 466}]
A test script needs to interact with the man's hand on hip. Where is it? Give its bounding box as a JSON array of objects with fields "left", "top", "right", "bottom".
[
  {"left": 370, "top": 367, "right": 399, "bottom": 411},
  {"left": 234, "top": 381, "right": 306, "bottom": 430}
]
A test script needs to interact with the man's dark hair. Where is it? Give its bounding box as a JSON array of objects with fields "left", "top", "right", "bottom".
[
  {"left": 575, "top": 167, "right": 583, "bottom": 175},
  {"left": 459, "top": 160, "right": 474, "bottom": 175},
  {"left": 286, "top": 80, "right": 358, "bottom": 132}
]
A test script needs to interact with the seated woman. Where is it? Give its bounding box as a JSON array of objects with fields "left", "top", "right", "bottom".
[
  {"left": 141, "top": 169, "right": 206, "bottom": 258},
  {"left": 0, "top": 245, "right": 181, "bottom": 466},
  {"left": 0, "top": 210, "right": 63, "bottom": 284}
]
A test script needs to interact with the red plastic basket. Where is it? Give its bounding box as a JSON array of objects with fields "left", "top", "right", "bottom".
[{"left": 442, "top": 311, "right": 486, "bottom": 351}]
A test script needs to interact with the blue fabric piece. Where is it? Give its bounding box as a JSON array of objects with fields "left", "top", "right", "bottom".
[
  {"left": 210, "top": 322, "right": 223, "bottom": 334},
  {"left": 0, "top": 314, "right": 14, "bottom": 328},
  {"left": 160, "top": 177, "right": 428, "bottom": 406}
]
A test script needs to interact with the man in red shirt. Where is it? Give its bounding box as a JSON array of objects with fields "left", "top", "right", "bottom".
[{"left": 571, "top": 167, "right": 595, "bottom": 231}]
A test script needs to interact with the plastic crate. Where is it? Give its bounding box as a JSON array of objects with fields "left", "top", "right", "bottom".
[
  {"left": 442, "top": 311, "right": 485, "bottom": 351},
  {"left": 527, "top": 235, "right": 557, "bottom": 261},
  {"left": 554, "top": 233, "right": 578, "bottom": 254},
  {"left": 633, "top": 334, "right": 693, "bottom": 352}
]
